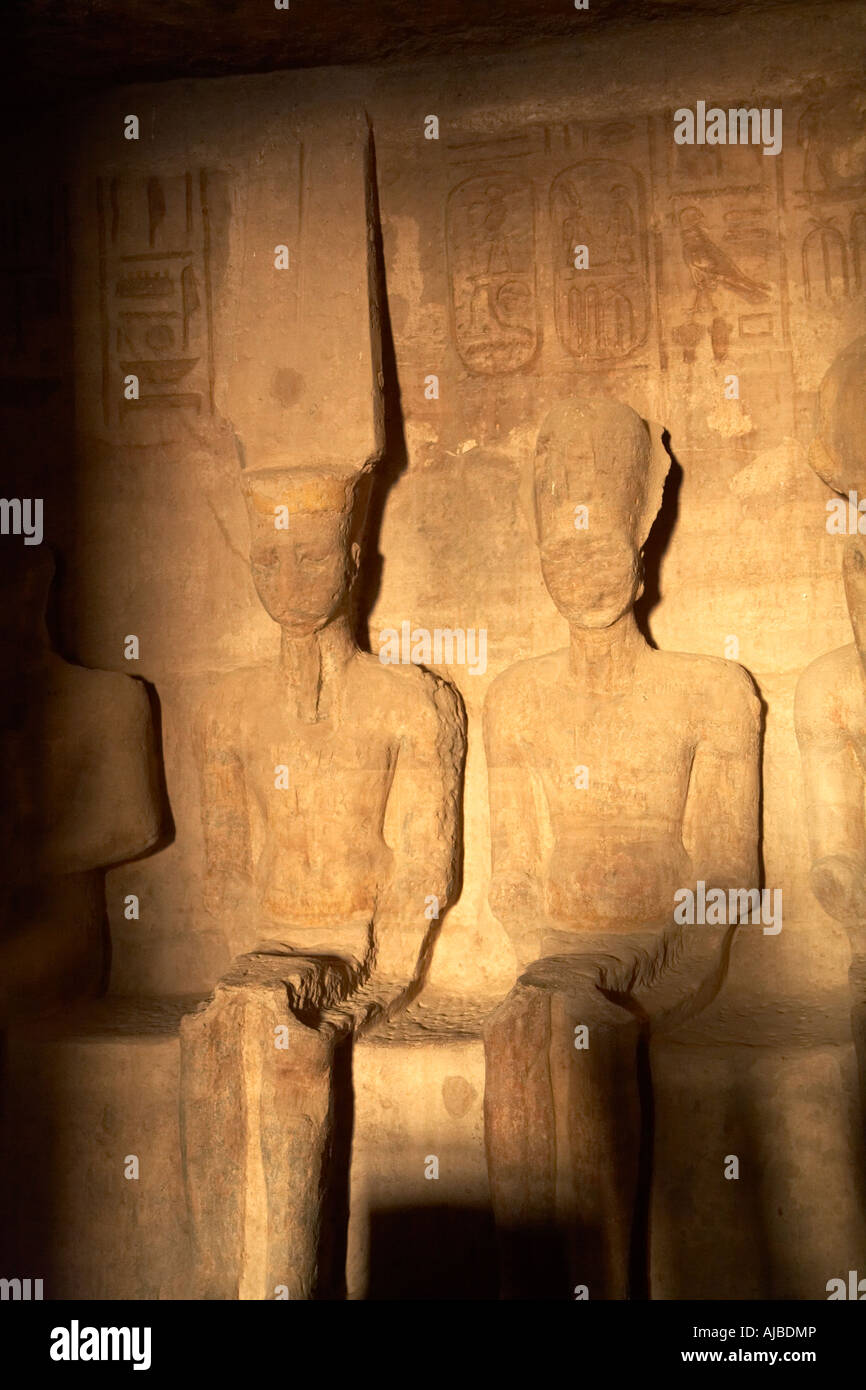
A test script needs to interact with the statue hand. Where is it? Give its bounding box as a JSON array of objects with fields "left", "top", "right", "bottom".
[
  {"left": 489, "top": 871, "right": 545, "bottom": 931},
  {"left": 810, "top": 854, "right": 866, "bottom": 924},
  {"left": 370, "top": 929, "right": 422, "bottom": 986},
  {"left": 489, "top": 872, "right": 551, "bottom": 967}
]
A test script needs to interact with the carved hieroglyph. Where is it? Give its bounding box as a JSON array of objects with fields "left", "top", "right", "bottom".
[
  {"left": 180, "top": 464, "right": 466, "bottom": 1299},
  {"left": 482, "top": 399, "right": 761, "bottom": 1298},
  {"left": 96, "top": 172, "right": 219, "bottom": 425},
  {"left": 550, "top": 160, "right": 649, "bottom": 362},
  {"left": 0, "top": 548, "right": 163, "bottom": 1011},
  {"left": 796, "top": 87, "right": 866, "bottom": 307},
  {"left": 446, "top": 172, "right": 540, "bottom": 375}
]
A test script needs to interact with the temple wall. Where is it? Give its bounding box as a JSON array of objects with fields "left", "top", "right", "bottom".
[
  {"left": 50, "top": 5, "right": 866, "bottom": 1015},
  {"left": 2, "top": 0, "right": 866, "bottom": 1301}
]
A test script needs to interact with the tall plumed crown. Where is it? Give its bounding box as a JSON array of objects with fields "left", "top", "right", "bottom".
[{"left": 231, "top": 116, "right": 385, "bottom": 508}]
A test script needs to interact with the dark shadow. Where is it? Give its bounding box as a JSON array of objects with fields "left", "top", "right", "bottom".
[
  {"left": 137, "top": 679, "right": 176, "bottom": 858},
  {"left": 628, "top": 1021, "right": 654, "bottom": 1301},
  {"left": 0, "top": 109, "right": 173, "bottom": 1298},
  {"left": 351, "top": 120, "right": 409, "bottom": 653},
  {"left": 634, "top": 429, "right": 682, "bottom": 648},
  {"left": 745, "top": 673, "right": 768, "bottom": 893},
  {"left": 493, "top": 1222, "right": 570, "bottom": 1301},
  {"left": 0, "top": 1027, "right": 66, "bottom": 1295},
  {"left": 314, "top": 1033, "right": 355, "bottom": 1300},
  {"left": 731, "top": 1059, "right": 778, "bottom": 1297},
  {"left": 365, "top": 1205, "right": 499, "bottom": 1300},
  {"left": 351, "top": 122, "right": 468, "bottom": 1009},
  {"left": 847, "top": 955, "right": 866, "bottom": 1233}
]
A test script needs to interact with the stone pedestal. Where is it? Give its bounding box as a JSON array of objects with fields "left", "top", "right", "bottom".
[
  {"left": 0, "top": 998, "right": 194, "bottom": 1300},
  {"left": 2, "top": 986, "right": 862, "bottom": 1300},
  {"left": 652, "top": 987, "right": 866, "bottom": 1299},
  {"left": 180, "top": 957, "right": 349, "bottom": 1300}
]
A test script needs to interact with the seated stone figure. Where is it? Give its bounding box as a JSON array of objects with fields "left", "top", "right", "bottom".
[
  {"left": 180, "top": 462, "right": 465, "bottom": 1300},
  {"left": 796, "top": 337, "right": 866, "bottom": 949},
  {"left": 0, "top": 547, "right": 163, "bottom": 1013},
  {"left": 795, "top": 337, "right": 866, "bottom": 1082},
  {"left": 483, "top": 398, "right": 761, "bottom": 1299}
]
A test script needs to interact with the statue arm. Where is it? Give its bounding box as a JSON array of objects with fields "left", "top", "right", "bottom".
[
  {"left": 196, "top": 698, "right": 253, "bottom": 918},
  {"left": 795, "top": 658, "right": 866, "bottom": 923},
  {"left": 41, "top": 675, "right": 163, "bottom": 875},
  {"left": 366, "top": 672, "right": 467, "bottom": 1005},
  {"left": 682, "top": 663, "right": 761, "bottom": 898},
  {"left": 483, "top": 675, "right": 547, "bottom": 959}
]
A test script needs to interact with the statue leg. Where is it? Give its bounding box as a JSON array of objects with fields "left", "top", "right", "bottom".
[
  {"left": 180, "top": 982, "right": 246, "bottom": 1299},
  {"left": 483, "top": 951, "right": 645, "bottom": 1300},
  {"left": 850, "top": 953, "right": 866, "bottom": 1175},
  {"left": 180, "top": 954, "right": 346, "bottom": 1300}
]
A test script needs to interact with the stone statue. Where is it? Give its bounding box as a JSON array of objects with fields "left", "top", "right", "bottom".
[
  {"left": 482, "top": 398, "right": 761, "bottom": 1299},
  {"left": 795, "top": 337, "right": 866, "bottom": 1101},
  {"left": 0, "top": 546, "right": 163, "bottom": 1013},
  {"left": 180, "top": 463, "right": 466, "bottom": 1300}
]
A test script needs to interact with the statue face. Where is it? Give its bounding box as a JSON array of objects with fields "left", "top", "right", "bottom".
[
  {"left": 538, "top": 526, "right": 642, "bottom": 629},
  {"left": 534, "top": 423, "right": 645, "bottom": 629},
  {"left": 247, "top": 506, "right": 357, "bottom": 634}
]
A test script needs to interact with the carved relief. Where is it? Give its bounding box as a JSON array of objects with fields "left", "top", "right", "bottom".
[
  {"left": 438, "top": 118, "right": 661, "bottom": 381},
  {"left": 96, "top": 171, "right": 219, "bottom": 423},
  {"left": 656, "top": 112, "right": 789, "bottom": 368},
  {"left": 802, "top": 217, "right": 850, "bottom": 303},
  {"left": 796, "top": 86, "right": 866, "bottom": 200},
  {"left": 550, "top": 160, "right": 649, "bottom": 361},
  {"left": 446, "top": 172, "right": 539, "bottom": 374},
  {"left": 791, "top": 86, "right": 866, "bottom": 314},
  {"left": 678, "top": 204, "right": 770, "bottom": 313}
]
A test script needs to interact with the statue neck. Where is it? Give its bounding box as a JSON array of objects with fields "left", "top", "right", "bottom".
[
  {"left": 568, "top": 610, "right": 646, "bottom": 695},
  {"left": 279, "top": 615, "right": 356, "bottom": 722}
]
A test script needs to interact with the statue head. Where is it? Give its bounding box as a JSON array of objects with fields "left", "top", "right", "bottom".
[
  {"left": 809, "top": 335, "right": 866, "bottom": 496},
  {"left": 533, "top": 399, "right": 670, "bottom": 629},
  {"left": 809, "top": 337, "right": 866, "bottom": 640},
  {"left": 242, "top": 465, "right": 372, "bottom": 636}
]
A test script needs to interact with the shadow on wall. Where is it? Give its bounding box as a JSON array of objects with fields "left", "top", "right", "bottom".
[
  {"left": 634, "top": 430, "right": 681, "bottom": 648},
  {"left": 353, "top": 124, "right": 408, "bottom": 654},
  {"left": 0, "top": 112, "right": 173, "bottom": 1296},
  {"left": 365, "top": 1205, "right": 499, "bottom": 1300}
]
